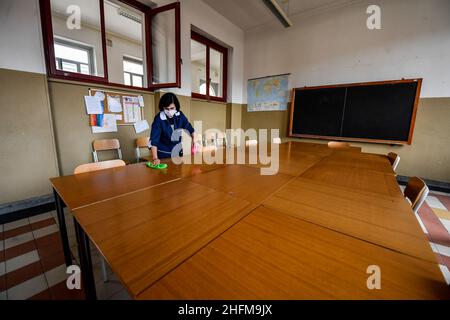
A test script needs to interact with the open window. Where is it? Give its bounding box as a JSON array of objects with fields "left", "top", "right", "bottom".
[
  {"left": 39, "top": 0, "right": 181, "bottom": 91},
  {"left": 191, "top": 31, "right": 228, "bottom": 102},
  {"left": 148, "top": 2, "right": 181, "bottom": 89}
]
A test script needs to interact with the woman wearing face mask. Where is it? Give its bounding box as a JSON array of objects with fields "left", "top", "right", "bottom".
[{"left": 149, "top": 92, "right": 197, "bottom": 165}]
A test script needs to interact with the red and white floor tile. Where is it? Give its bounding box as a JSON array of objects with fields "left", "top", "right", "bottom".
[
  {"left": 0, "top": 210, "right": 130, "bottom": 300},
  {"left": 1, "top": 191, "right": 450, "bottom": 300}
]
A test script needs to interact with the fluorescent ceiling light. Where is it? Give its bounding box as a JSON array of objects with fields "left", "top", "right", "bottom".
[{"left": 263, "top": 0, "right": 293, "bottom": 28}]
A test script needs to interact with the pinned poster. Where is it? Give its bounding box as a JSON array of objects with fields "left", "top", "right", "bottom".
[
  {"left": 84, "top": 96, "right": 103, "bottom": 114},
  {"left": 90, "top": 114, "right": 104, "bottom": 127},
  {"left": 133, "top": 120, "right": 150, "bottom": 134},
  {"left": 92, "top": 114, "right": 118, "bottom": 133},
  {"left": 107, "top": 95, "right": 123, "bottom": 113},
  {"left": 123, "top": 96, "right": 142, "bottom": 123},
  {"left": 138, "top": 95, "right": 145, "bottom": 107}
]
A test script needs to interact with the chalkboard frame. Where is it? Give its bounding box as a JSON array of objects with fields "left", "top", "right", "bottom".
[{"left": 288, "top": 78, "right": 422, "bottom": 145}]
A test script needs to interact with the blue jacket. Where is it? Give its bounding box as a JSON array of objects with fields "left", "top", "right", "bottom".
[{"left": 149, "top": 111, "right": 195, "bottom": 158}]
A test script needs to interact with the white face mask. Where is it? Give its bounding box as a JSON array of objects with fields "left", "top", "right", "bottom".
[{"left": 164, "top": 109, "right": 177, "bottom": 118}]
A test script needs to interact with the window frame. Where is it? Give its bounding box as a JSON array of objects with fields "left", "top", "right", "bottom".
[
  {"left": 39, "top": 0, "right": 181, "bottom": 91},
  {"left": 191, "top": 31, "right": 228, "bottom": 103},
  {"left": 123, "top": 56, "right": 144, "bottom": 88},
  {"left": 54, "top": 37, "right": 95, "bottom": 76}
]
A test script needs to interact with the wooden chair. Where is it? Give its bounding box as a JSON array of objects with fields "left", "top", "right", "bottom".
[
  {"left": 328, "top": 141, "right": 351, "bottom": 149},
  {"left": 135, "top": 136, "right": 151, "bottom": 163},
  {"left": 245, "top": 139, "right": 258, "bottom": 147},
  {"left": 216, "top": 131, "right": 228, "bottom": 148},
  {"left": 387, "top": 152, "right": 401, "bottom": 172},
  {"left": 273, "top": 137, "right": 282, "bottom": 144},
  {"left": 74, "top": 160, "right": 126, "bottom": 174},
  {"left": 404, "top": 177, "right": 429, "bottom": 214},
  {"left": 74, "top": 159, "right": 126, "bottom": 282},
  {"left": 92, "top": 139, "right": 122, "bottom": 163}
]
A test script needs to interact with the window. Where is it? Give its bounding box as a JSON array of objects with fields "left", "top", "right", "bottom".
[
  {"left": 54, "top": 39, "right": 94, "bottom": 75},
  {"left": 123, "top": 57, "right": 144, "bottom": 87},
  {"left": 39, "top": 0, "right": 181, "bottom": 90},
  {"left": 191, "top": 31, "right": 228, "bottom": 102}
]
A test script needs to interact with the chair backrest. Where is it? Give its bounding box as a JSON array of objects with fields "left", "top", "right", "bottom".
[
  {"left": 135, "top": 137, "right": 150, "bottom": 163},
  {"left": 92, "top": 139, "right": 122, "bottom": 162},
  {"left": 273, "top": 137, "right": 282, "bottom": 144},
  {"left": 328, "top": 141, "right": 351, "bottom": 149},
  {"left": 404, "top": 177, "right": 429, "bottom": 214},
  {"left": 136, "top": 136, "right": 150, "bottom": 148},
  {"left": 216, "top": 131, "right": 228, "bottom": 147},
  {"left": 387, "top": 152, "right": 401, "bottom": 171},
  {"left": 74, "top": 160, "right": 126, "bottom": 175},
  {"left": 201, "top": 145, "right": 218, "bottom": 153},
  {"left": 203, "top": 131, "right": 217, "bottom": 147},
  {"left": 245, "top": 139, "right": 258, "bottom": 147}
]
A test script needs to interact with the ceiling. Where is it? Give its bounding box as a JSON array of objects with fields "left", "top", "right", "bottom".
[{"left": 202, "top": 0, "right": 352, "bottom": 31}]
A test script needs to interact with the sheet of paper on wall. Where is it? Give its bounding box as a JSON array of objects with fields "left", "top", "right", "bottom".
[
  {"left": 107, "top": 95, "right": 123, "bottom": 113},
  {"left": 94, "top": 91, "right": 105, "bottom": 101},
  {"left": 115, "top": 114, "right": 123, "bottom": 121},
  {"left": 92, "top": 114, "right": 118, "bottom": 133},
  {"left": 123, "top": 96, "right": 141, "bottom": 123},
  {"left": 134, "top": 120, "right": 150, "bottom": 134},
  {"left": 138, "top": 95, "right": 145, "bottom": 107},
  {"left": 84, "top": 96, "right": 103, "bottom": 114}
]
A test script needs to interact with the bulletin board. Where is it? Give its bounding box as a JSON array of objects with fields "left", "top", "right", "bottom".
[{"left": 88, "top": 88, "right": 145, "bottom": 126}]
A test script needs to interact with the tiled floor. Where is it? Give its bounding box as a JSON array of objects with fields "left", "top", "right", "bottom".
[
  {"left": 0, "top": 210, "right": 131, "bottom": 300},
  {"left": 1, "top": 191, "right": 450, "bottom": 300}
]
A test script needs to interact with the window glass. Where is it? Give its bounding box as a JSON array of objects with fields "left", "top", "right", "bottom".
[
  {"left": 50, "top": 0, "right": 104, "bottom": 77},
  {"left": 105, "top": 0, "right": 146, "bottom": 86},
  {"left": 209, "top": 48, "right": 223, "bottom": 98},
  {"left": 152, "top": 9, "right": 176, "bottom": 84},
  {"left": 191, "top": 39, "right": 207, "bottom": 95}
]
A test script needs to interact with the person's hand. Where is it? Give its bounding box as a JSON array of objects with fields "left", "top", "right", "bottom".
[{"left": 152, "top": 158, "right": 161, "bottom": 165}]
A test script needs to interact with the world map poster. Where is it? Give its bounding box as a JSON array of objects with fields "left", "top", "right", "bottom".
[{"left": 247, "top": 74, "right": 290, "bottom": 112}]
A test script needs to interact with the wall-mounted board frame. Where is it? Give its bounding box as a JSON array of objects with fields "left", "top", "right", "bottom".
[
  {"left": 89, "top": 88, "right": 145, "bottom": 126},
  {"left": 288, "top": 78, "right": 422, "bottom": 145}
]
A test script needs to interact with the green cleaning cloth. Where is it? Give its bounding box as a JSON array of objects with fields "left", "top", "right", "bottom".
[{"left": 146, "top": 162, "right": 168, "bottom": 170}]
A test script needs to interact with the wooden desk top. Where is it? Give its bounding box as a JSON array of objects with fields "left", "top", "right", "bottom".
[
  {"left": 72, "top": 179, "right": 257, "bottom": 298},
  {"left": 263, "top": 177, "right": 437, "bottom": 263},
  {"left": 138, "top": 206, "right": 450, "bottom": 300},
  {"left": 50, "top": 163, "right": 181, "bottom": 210},
  {"left": 319, "top": 151, "right": 395, "bottom": 175},
  {"left": 64, "top": 141, "right": 445, "bottom": 300},
  {"left": 188, "top": 165, "right": 294, "bottom": 205},
  {"left": 300, "top": 162, "right": 403, "bottom": 198}
]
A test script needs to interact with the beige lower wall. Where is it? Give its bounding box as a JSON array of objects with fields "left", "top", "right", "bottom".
[
  {"left": 0, "top": 69, "right": 59, "bottom": 204},
  {"left": 2, "top": 69, "right": 448, "bottom": 206},
  {"left": 48, "top": 80, "right": 156, "bottom": 176},
  {"left": 241, "top": 98, "right": 450, "bottom": 182}
]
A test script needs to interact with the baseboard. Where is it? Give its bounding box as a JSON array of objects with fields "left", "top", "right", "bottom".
[
  {"left": 397, "top": 175, "right": 450, "bottom": 193},
  {"left": 0, "top": 194, "right": 55, "bottom": 224}
]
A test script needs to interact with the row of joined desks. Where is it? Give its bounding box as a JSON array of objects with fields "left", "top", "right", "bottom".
[{"left": 50, "top": 142, "right": 450, "bottom": 299}]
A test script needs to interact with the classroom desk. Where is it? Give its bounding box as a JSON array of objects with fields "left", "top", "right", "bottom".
[
  {"left": 300, "top": 161, "right": 403, "bottom": 198},
  {"left": 49, "top": 163, "right": 181, "bottom": 267},
  {"left": 138, "top": 206, "right": 450, "bottom": 300},
  {"left": 54, "top": 141, "right": 447, "bottom": 300},
  {"left": 188, "top": 165, "right": 294, "bottom": 205},
  {"left": 317, "top": 150, "right": 395, "bottom": 174},
  {"left": 263, "top": 177, "right": 437, "bottom": 263},
  {"left": 72, "top": 179, "right": 257, "bottom": 298}
]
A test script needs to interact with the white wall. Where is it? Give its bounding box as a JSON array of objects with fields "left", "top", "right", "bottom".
[
  {"left": 0, "top": 0, "right": 46, "bottom": 74},
  {"left": 153, "top": 0, "right": 245, "bottom": 104},
  {"left": 0, "top": 0, "right": 245, "bottom": 103},
  {"left": 244, "top": 0, "right": 450, "bottom": 101}
]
